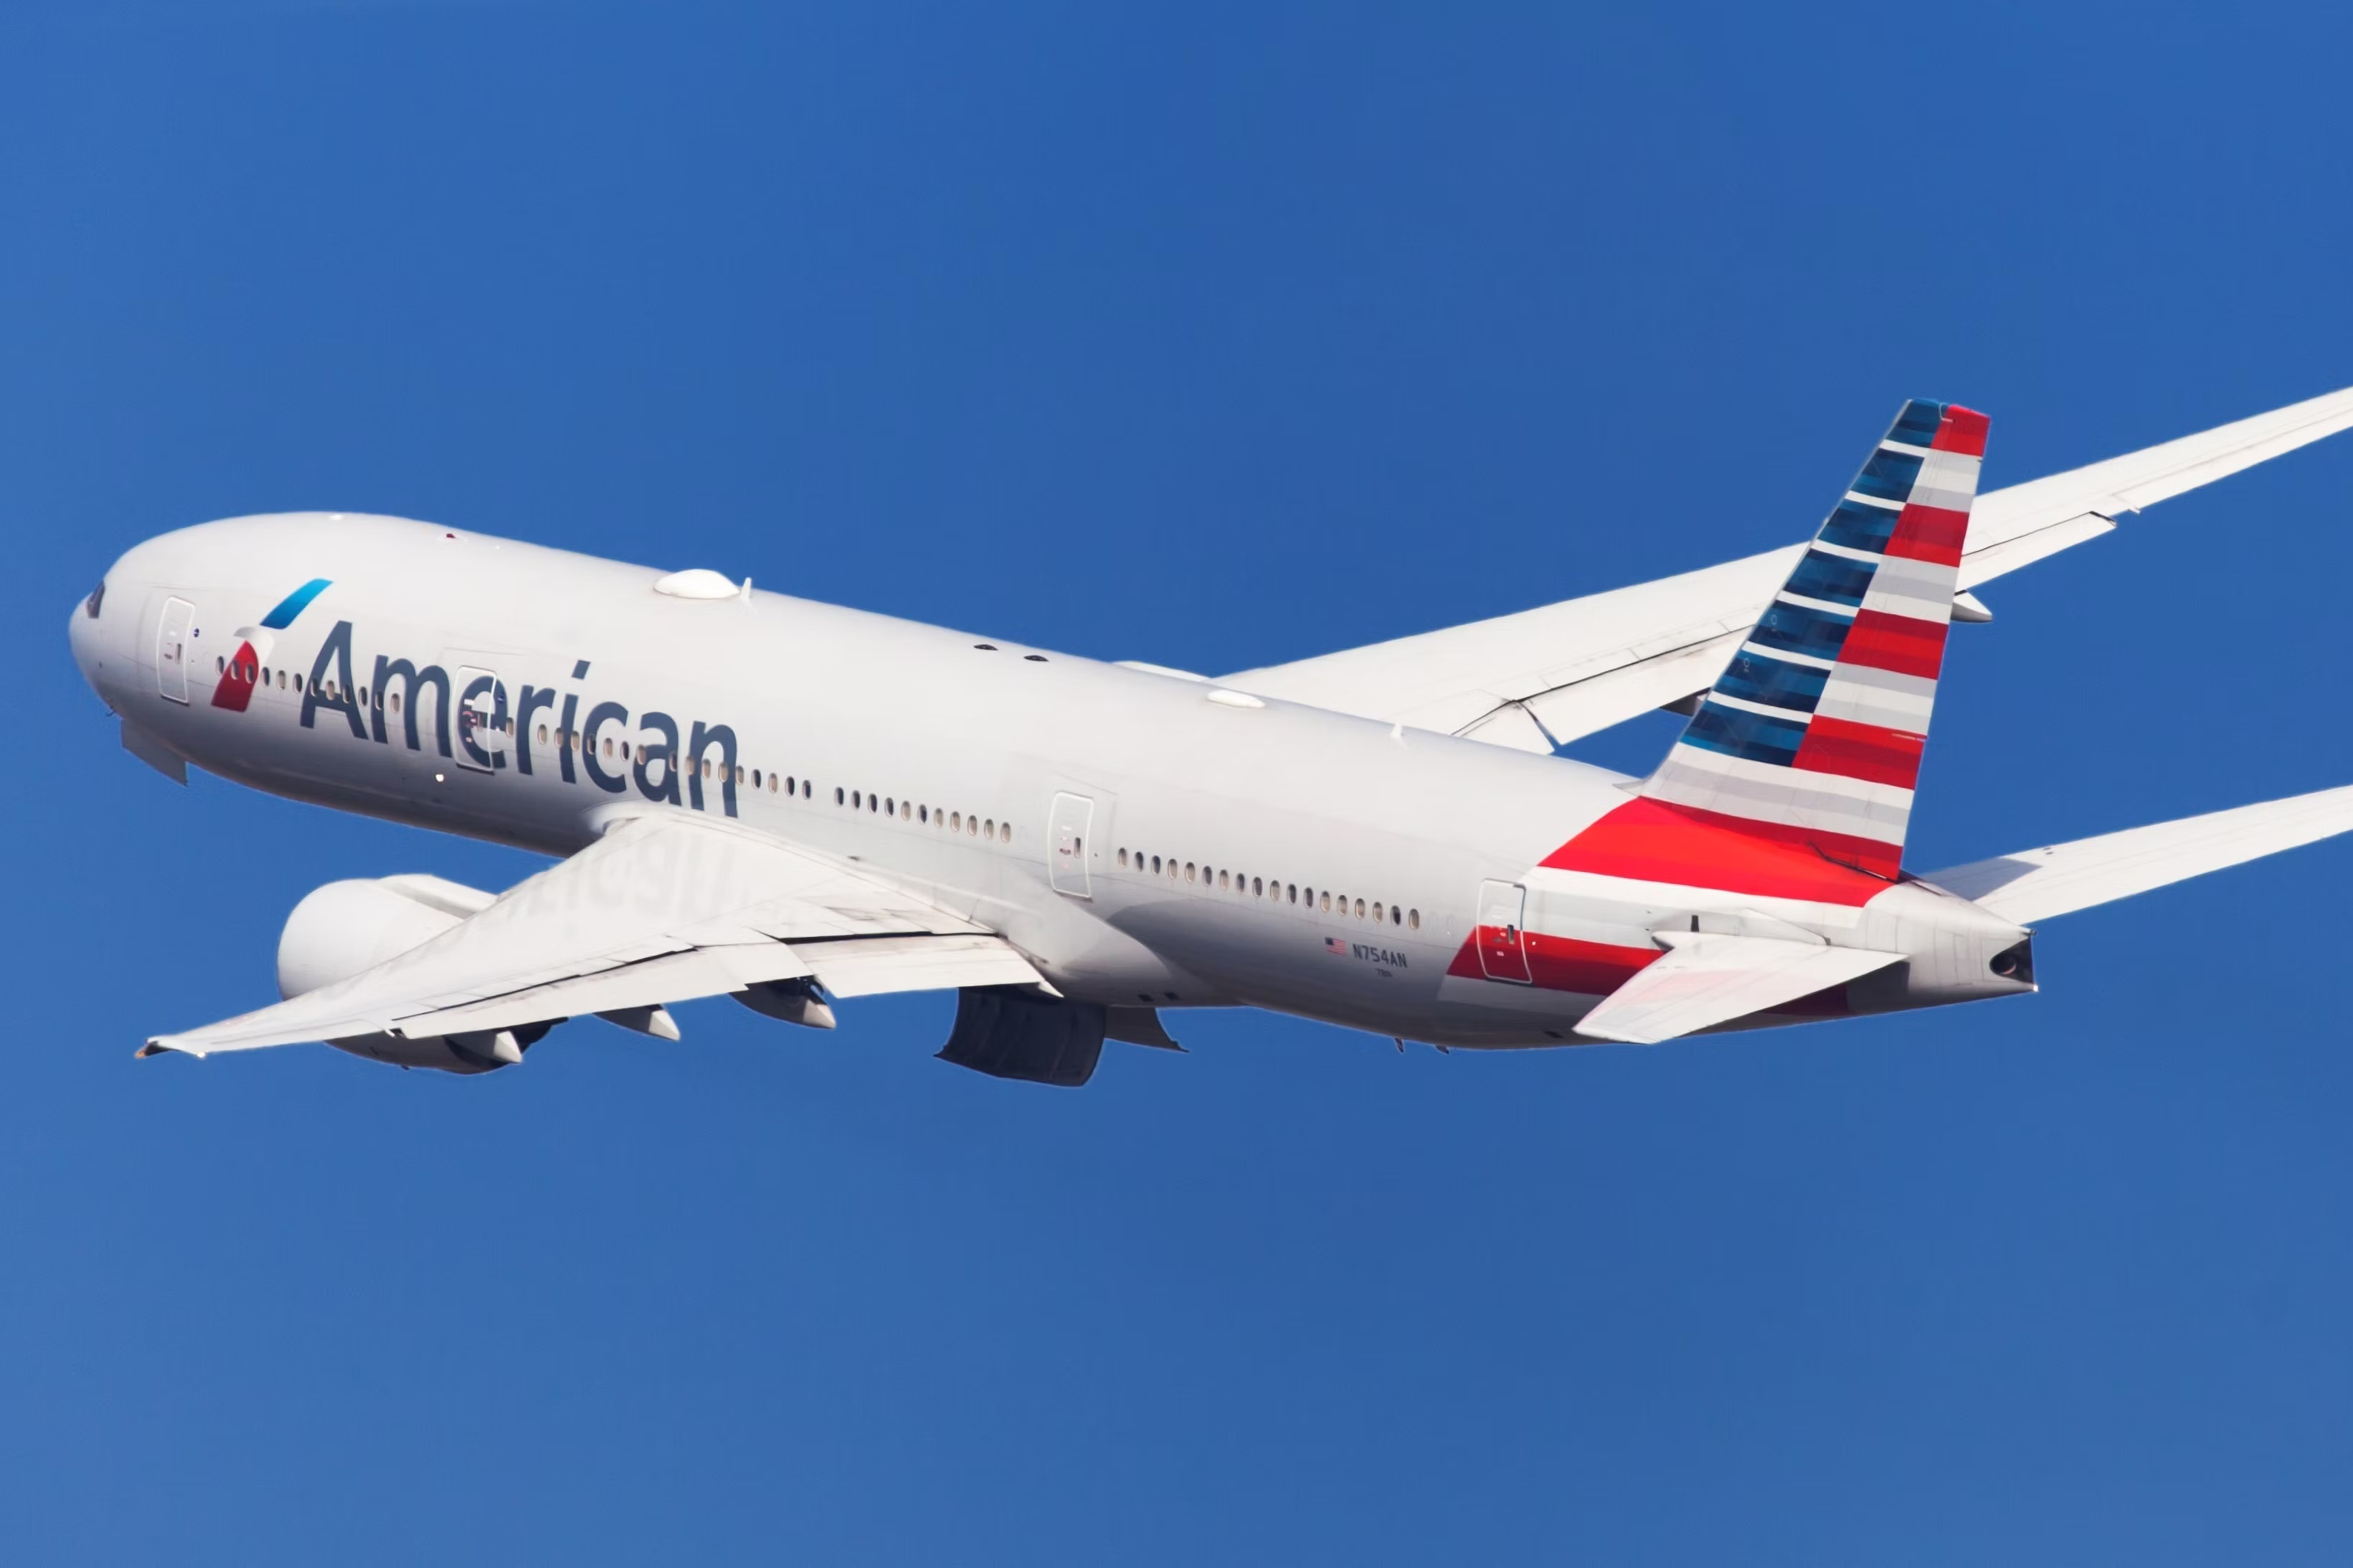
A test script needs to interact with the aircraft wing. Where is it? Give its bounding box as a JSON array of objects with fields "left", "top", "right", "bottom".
[
  {"left": 1225, "top": 386, "right": 2353, "bottom": 754},
  {"left": 1926, "top": 784, "right": 2353, "bottom": 926},
  {"left": 143, "top": 811, "right": 1041, "bottom": 1057},
  {"left": 1571, "top": 932, "right": 1905, "bottom": 1045}
]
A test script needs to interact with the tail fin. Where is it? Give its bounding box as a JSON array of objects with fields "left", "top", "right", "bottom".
[{"left": 1641, "top": 399, "right": 1989, "bottom": 878}]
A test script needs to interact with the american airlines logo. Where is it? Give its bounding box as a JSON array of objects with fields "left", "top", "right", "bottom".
[{"left": 296, "top": 617, "right": 743, "bottom": 817}]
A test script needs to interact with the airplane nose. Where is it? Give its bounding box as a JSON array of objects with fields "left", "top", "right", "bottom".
[{"left": 68, "top": 579, "right": 108, "bottom": 698}]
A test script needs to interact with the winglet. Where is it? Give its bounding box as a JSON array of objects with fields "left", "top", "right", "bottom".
[{"left": 136, "top": 1037, "right": 200, "bottom": 1060}]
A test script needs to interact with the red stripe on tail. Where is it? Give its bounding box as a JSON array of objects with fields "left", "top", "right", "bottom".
[
  {"left": 1792, "top": 713, "right": 1926, "bottom": 789},
  {"left": 1838, "top": 609, "right": 1947, "bottom": 681},
  {"left": 1931, "top": 405, "right": 1989, "bottom": 456},
  {"left": 1545, "top": 797, "right": 1901, "bottom": 901},
  {"left": 1885, "top": 503, "right": 1969, "bottom": 567}
]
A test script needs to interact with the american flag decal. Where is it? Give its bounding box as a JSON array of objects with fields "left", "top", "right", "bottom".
[{"left": 1325, "top": 936, "right": 1350, "bottom": 956}]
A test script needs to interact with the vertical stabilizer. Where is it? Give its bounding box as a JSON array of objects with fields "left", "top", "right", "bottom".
[{"left": 1640, "top": 400, "right": 1988, "bottom": 878}]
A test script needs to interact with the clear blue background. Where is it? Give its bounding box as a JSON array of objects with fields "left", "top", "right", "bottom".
[{"left": 8, "top": 3, "right": 2353, "bottom": 1561}]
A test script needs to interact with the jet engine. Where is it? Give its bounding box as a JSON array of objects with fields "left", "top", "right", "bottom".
[{"left": 277, "top": 875, "right": 541, "bottom": 1075}]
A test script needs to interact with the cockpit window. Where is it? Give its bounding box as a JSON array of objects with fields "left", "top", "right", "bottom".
[{"left": 83, "top": 580, "right": 105, "bottom": 619}]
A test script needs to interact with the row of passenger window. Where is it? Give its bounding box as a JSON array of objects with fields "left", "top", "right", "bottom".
[
  {"left": 215, "top": 657, "right": 293, "bottom": 689},
  {"left": 1116, "top": 847, "right": 1418, "bottom": 928},
  {"left": 834, "top": 787, "right": 1010, "bottom": 842}
]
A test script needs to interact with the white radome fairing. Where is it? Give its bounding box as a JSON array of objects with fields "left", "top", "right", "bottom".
[{"left": 64, "top": 387, "right": 2353, "bottom": 1083}]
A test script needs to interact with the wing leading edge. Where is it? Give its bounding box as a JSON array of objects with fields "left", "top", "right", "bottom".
[
  {"left": 1223, "top": 386, "right": 2353, "bottom": 752},
  {"left": 143, "top": 811, "right": 1041, "bottom": 1058}
]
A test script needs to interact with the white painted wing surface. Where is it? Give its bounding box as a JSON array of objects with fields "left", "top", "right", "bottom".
[
  {"left": 1926, "top": 784, "right": 2353, "bottom": 926},
  {"left": 1225, "top": 387, "right": 2353, "bottom": 750},
  {"left": 1957, "top": 384, "right": 2353, "bottom": 589},
  {"left": 1571, "top": 933, "right": 1905, "bottom": 1045},
  {"left": 145, "top": 811, "right": 1038, "bottom": 1056}
]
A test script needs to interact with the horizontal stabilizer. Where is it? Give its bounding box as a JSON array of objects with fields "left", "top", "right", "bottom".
[
  {"left": 1573, "top": 933, "right": 1904, "bottom": 1045},
  {"left": 1926, "top": 784, "right": 2353, "bottom": 925}
]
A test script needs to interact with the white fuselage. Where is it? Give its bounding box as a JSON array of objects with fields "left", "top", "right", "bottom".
[{"left": 70, "top": 513, "right": 2025, "bottom": 1048}]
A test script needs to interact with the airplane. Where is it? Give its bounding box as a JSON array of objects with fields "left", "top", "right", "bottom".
[{"left": 65, "top": 389, "right": 2353, "bottom": 1085}]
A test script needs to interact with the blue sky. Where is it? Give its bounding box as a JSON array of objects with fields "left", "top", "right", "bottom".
[{"left": 9, "top": 2, "right": 2353, "bottom": 1561}]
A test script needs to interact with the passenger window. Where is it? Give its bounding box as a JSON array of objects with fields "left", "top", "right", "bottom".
[
  {"left": 838, "top": 788, "right": 847, "bottom": 805},
  {"left": 620, "top": 741, "right": 631, "bottom": 761},
  {"left": 1320, "top": 893, "right": 1331, "bottom": 912},
  {"left": 1287, "top": 884, "right": 1296, "bottom": 903},
  {"left": 293, "top": 675, "right": 303, "bottom": 692},
  {"left": 769, "top": 774, "right": 780, "bottom": 793},
  {"left": 1252, "top": 877, "right": 1262, "bottom": 896},
  {"left": 1185, "top": 863, "right": 1196, "bottom": 883},
  {"left": 1409, "top": 909, "right": 1419, "bottom": 929},
  {"left": 392, "top": 692, "right": 402, "bottom": 713},
  {"left": 984, "top": 818, "right": 995, "bottom": 837},
  {"left": 1355, "top": 899, "right": 1366, "bottom": 918},
  {"left": 359, "top": 686, "right": 369, "bottom": 706},
  {"left": 1118, "top": 849, "right": 1128, "bottom": 868},
  {"left": 1372, "top": 903, "right": 1383, "bottom": 923},
  {"left": 752, "top": 769, "right": 761, "bottom": 787},
  {"left": 950, "top": 812, "right": 960, "bottom": 830},
  {"left": 1151, "top": 855, "right": 1162, "bottom": 873},
  {"left": 920, "top": 805, "right": 929, "bottom": 823},
  {"left": 1218, "top": 870, "right": 1228, "bottom": 890},
  {"left": 215, "top": 656, "right": 225, "bottom": 674},
  {"left": 885, "top": 797, "right": 894, "bottom": 814},
  {"left": 537, "top": 725, "right": 549, "bottom": 743},
  {"left": 967, "top": 816, "right": 978, "bottom": 836},
  {"left": 870, "top": 794, "right": 880, "bottom": 812}
]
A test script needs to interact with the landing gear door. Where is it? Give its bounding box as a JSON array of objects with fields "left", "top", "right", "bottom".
[
  {"left": 454, "top": 666, "right": 506, "bottom": 773},
  {"left": 1048, "top": 792, "right": 1095, "bottom": 899},
  {"left": 156, "top": 597, "right": 195, "bottom": 704},
  {"left": 1476, "top": 879, "right": 1533, "bottom": 984}
]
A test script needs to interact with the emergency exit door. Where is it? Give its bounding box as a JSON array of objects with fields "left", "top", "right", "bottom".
[{"left": 156, "top": 597, "right": 195, "bottom": 704}]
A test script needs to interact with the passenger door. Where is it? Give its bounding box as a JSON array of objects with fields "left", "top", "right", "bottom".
[
  {"left": 454, "top": 665, "right": 504, "bottom": 773},
  {"left": 156, "top": 597, "right": 196, "bottom": 704},
  {"left": 1475, "top": 879, "right": 1533, "bottom": 984},
  {"left": 1048, "top": 792, "right": 1095, "bottom": 898}
]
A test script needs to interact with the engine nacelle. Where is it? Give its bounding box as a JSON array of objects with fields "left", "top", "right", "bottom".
[{"left": 278, "top": 875, "right": 532, "bottom": 1075}]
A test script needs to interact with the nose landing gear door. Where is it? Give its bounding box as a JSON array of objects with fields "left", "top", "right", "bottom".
[
  {"left": 155, "top": 597, "right": 196, "bottom": 704},
  {"left": 1475, "top": 879, "right": 1533, "bottom": 984}
]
